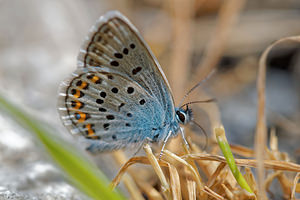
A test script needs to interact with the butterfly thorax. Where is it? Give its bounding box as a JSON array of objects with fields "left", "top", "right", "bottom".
[{"left": 175, "top": 107, "right": 192, "bottom": 125}]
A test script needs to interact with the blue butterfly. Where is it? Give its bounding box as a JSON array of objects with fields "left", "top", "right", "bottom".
[{"left": 58, "top": 11, "right": 207, "bottom": 154}]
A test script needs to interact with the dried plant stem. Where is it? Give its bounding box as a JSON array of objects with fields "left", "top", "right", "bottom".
[
  {"left": 168, "top": 163, "right": 182, "bottom": 200},
  {"left": 192, "top": 0, "right": 246, "bottom": 83},
  {"left": 291, "top": 172, "right": 300, "bottom": 200},
  {"left": 264, "top": 171, "right": 282, "bottom": 193},
  {"left": 244, "top": 168, "right": 258, "bottom": 195},
  {"left": 255, "top": 34, "right": 268, "bottom": 200},
  {"left": 112, "top": 151, "right": 144, "bottom": 200},
  {"left": 207, "top": 162, "right": 226, "bottom": 187},
  {"left": 143, "top": 144, "right": 172, "bottom": 200},
  {"left": 221, "top": 184, "right": 234, "bottom": 200},
  {"left": 187, "top": 179, "right": 197, "bottom": 200},
  {"left": 267, "top": 131, "right": 293, "bottom": 197},
  {"left": 168, "top": 0, "right": 194, "bottom": 101},
  {"left": 255, "top": 35, "right": 300, "bottom": 199},
  {"left": 163, "top": 150, "right": 204, "bottom": 195},
  {"left": 110, "top": 156, "right": 153, "bottom": 189},
  {"left": 203, "top": 186, "right": 224, "bottom": 200},
  {"left": 181, "top": 142, "right": 205, "bottom": 196},
  {"left": 185, "top": 154, "right": 300, "bottom": 172},
  {"left": 230, "top": 144, "right": 254, "bottom": 157}
]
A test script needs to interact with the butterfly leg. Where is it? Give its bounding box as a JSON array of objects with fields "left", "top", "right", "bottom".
[
  {"left": 159, "top": 130, "right": 172, "bottom": 160},
  {"left": 179, "top": 127, "right": 190, "bottom": 150}
]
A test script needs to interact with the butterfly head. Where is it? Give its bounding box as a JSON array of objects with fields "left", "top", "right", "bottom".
[{"left": 175, "top": 106, "right": 192, "bottom": 125}]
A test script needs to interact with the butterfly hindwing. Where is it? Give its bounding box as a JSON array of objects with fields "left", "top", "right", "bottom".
[{"left": 58, "top": 67, "right": 165, "bottom": 151}]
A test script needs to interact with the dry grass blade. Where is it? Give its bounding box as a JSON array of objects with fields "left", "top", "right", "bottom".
[
  {"left": 230, "top": 144, "right": 254, "bottom": 157},
  {"left": 255, "top": 35, "right": 300, "bottom": 199},
  {"left": 168, "top": 163, "right": 182, "bottom": 200},
  {"left": 207, "top": 162, "right": 226, "bottom": 187},
  {"left": 244, "top": 168, "right": 258, "bottom": 196},
  {"left": 168, "top": 0, "right": 194, "bottom": 101},
  {"left": 277, "top": 174, "right": 293, "bottom": 198},
  {"left": 269, "top": 128, "right": 278, "bottom": 152},
  {"left": 291, "top": 172, "right": 300, "bottom": 200},
  {"left": 266, "top": 131, "right": 293, "bottom": 197},
  {"left": 144, "top": 144, "right": 171, "bottom": 199},
  {"left": 255, "top": 31, "right": 268, "bottom": 200},
  {"left": 203, "top": 186, "right": 224, "bottom": 200},
  {"left": 187, "top": 179, "right": 197, "bottom": 200},
  {"left": 185, "top": 153, "right": 300, "bottom": 172},
  {"left": 111, "top": 156, "right": 152, "bottom": 189},
  {"left": 193, "top": 0, "right": 246, "bottom": 83},
  {"left": 238, "top": 160, "right": 300, "bottom": 172},
  {"left": 269, "top": 111, "right": 300, "bottom": 136},
  {"left": 163, "top": 150, "right": 204, "bottom": 193},
  {"left": 221, "top": 184, "right": 234, "bottom": 200},
  {"left": 112, "top": 151, "right": 144, "bottom": 200},
  {"left": 264, "top": 171, "right": 282, "bottom": 193}
]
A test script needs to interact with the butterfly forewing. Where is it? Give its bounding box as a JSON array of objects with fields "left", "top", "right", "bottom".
[
  {"left": 78, "top": 11, "right": 175, "bottom": 120},
  {"left": 58, "top": 11, "right": 177, "bottom": 152}
]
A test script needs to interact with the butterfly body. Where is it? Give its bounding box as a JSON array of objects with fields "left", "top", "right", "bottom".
[{"left": 58, "top": 11, "right": 191, "bottom": 152}]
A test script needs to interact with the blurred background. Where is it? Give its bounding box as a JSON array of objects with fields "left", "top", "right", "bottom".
[{"left": 0, "top": 0, "right": 299, "bottom": 199}]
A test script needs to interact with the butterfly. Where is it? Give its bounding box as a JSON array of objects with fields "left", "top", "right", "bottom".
[{"left": 57, "top": 11, "right": 194, "bottom": 153}]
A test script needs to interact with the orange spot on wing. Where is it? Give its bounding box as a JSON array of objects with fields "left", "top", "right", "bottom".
[
  {"left": 85, "top": 124, "right": 99, "bottom": 139},
  {"left": 72, "top": 100, "right": 83, "bottom": 109},
  {"left": 73, "top": 90, "right": 81, "bottom": 98},
  {"left": 75, "top": 112, "right": 90, "bottom": 123},
  {"left": 92, "top": 76, "right": 99, "bottom": 83},
  {"left": 79, "top": 81, "right": 88, "bottom": 89},
  {"left": 78, "top": 113, "right": 86, "bottom": 123},
  {"left": 75, "top": 102, "right": 82, "bottom": 109}
]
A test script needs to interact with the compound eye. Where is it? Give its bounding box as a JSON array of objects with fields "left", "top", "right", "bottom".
[{"left": 176, "top": 111, "right": 186, "bottom": 123}]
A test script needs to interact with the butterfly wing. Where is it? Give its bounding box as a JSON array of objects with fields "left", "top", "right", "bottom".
[
  {"left": 58, "top": 67, "right": 166, "bottom": 152},
  {"left": 78, "top": 11, "right": 175, "bottom": 123},
  {"left": 58, "top": 11, "right": 177, "bottom": 152}
]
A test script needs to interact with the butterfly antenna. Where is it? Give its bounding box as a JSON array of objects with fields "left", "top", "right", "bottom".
[
  {"left": 191, "top": 120, "right": 208, "bottom": 151},
  {"left": 180, "top": 99, "right": 217, "bottom": 109},
  {"left": 179, "top": 69, "right": 216, "bottom": 106}
]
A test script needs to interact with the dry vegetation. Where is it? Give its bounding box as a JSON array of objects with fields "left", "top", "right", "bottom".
[
  {"left": 106, "top": 0, "right": 300, "bottom": 199},
  {"left": 111, "top": 134, "right": 300, "bottom": 199}
]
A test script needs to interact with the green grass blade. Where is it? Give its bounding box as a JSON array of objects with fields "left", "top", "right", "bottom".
[
  {"left": 215, "top": 126, "right": 253, "bottom": 194},
  {"left": 0, "top": 94, "right": 125, "bottom": 200}
]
